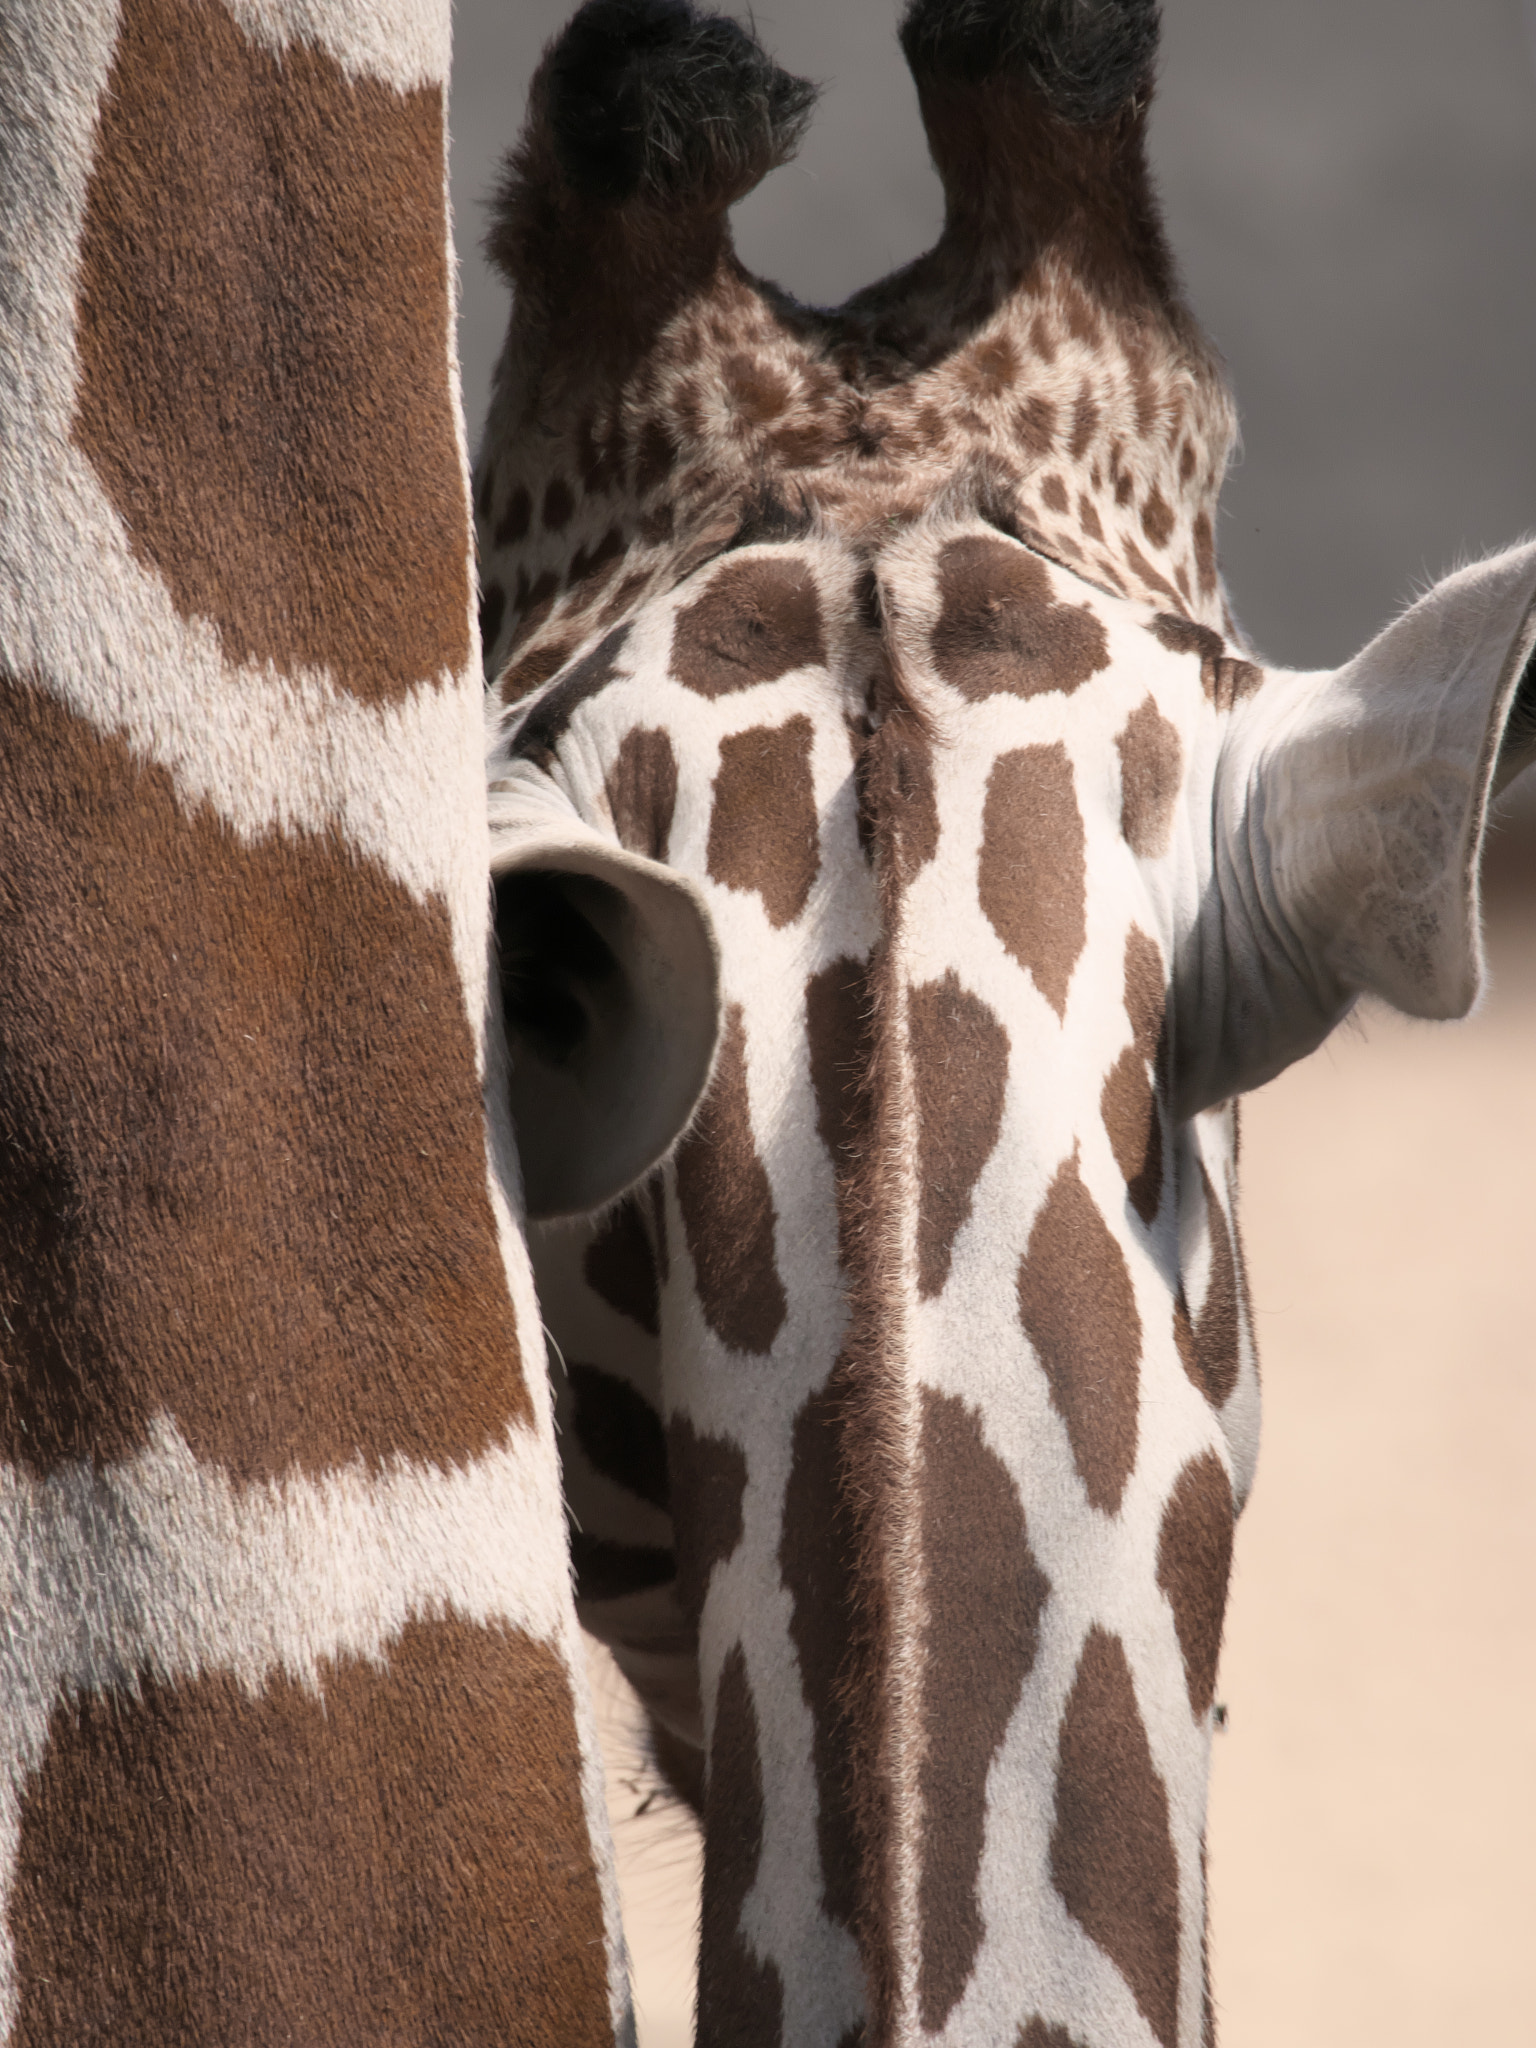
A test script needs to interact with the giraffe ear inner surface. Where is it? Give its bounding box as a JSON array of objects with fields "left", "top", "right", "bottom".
[
  {"left": 490, "top": 818, "right": 721, "bottom": 1221},
  {"left": 1178, "top": 540, "right": 1536, "bottom": 1117}
]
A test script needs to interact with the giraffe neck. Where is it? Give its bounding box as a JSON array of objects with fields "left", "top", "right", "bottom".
[{"left": 0, "top": 1, "right": 626, "bottom": 2036}]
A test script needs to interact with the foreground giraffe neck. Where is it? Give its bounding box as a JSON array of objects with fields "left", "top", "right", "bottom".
[
  {"left": 479, "top": 4, "right": 1536, "bottom": 2045},
  {"left": 0, "top": 1, "right": 628, "bottom": 2037}
]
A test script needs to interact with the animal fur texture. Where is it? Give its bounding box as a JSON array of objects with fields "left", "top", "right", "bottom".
[
  {"left": 479, "top": 3, "right": 1536, "bottom": 2045},
  {"left": 0, "top": 1, "right": 669, "bottom": 2039}
]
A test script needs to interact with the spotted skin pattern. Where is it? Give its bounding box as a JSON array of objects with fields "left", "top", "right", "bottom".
[
  {"left": 481, "top": 3, "right": 1536, "bottom": 2043},
  {"left": 0, "top": 2, "right": 632, "bottom": 2040},
  {"left": 495, "top": 523, "right": 1258, "bottom": 2046}
]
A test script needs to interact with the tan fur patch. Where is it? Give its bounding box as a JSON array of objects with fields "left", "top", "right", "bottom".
[
  {"left": 978, "top": 744, "right": 1087, "bottom": 1019},
  {"left": 1050, "top": 1630, "right": 1181, "bottom": 2048},
  {"left": 706, "top": 714, "right": 821, "bottom": 928},
  {"left": 930, "top": 538, "right": 1109, "bottom": 702},
  {"left": 72, "top": 0, "right": 469, "bottom": 702},
  {"left": 917, "top": 1389, "right": 1049, "bottom": 2030},
  {"left": 908, "top": 971, "right": 1010, "bottom": 1298},
  {"left": 1156, "top": 1452, "right": 1235, "bottom": 1719},
  {"left": 0, "top": 678, "right": 526, "bottom": 1483},
  {"left": 10, "top": 1618, "right": 610, "bottom": 2046},
  {"left": 698, "top": 1645, "right": 785, "bottom": 2047},
  {"left": 1017, "top": 1153, "right": 1141, "bottom": 1514},
  {"left": 674, "top": 1007, "right": 788, "bottom": 1353}
]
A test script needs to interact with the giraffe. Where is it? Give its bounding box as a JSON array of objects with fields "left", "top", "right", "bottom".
[
  {"left": 475, "top": 2, "right": 1536, "bottom": 2044},
  {"left": 0, "top": 0, "right": 716, "bottom": 2038}
]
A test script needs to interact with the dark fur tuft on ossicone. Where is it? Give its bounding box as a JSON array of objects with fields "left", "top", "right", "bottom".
[
  {"left": 545, "top": 0, "right": 817, "bottom": 205},
  {"left": 900, "top": 0, "right": 1159, "bottom": 122}
]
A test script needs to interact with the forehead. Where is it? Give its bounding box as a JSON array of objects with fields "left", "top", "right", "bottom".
[{"left": 511, "top": 518, "right": 1220, "bottom": 749}]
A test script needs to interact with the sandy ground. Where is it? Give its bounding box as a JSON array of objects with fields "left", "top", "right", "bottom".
[{"left": 589, "top": 896, "right": 1536, "bottom": 2048}]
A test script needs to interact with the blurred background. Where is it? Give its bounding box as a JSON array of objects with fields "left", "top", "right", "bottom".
[{"left": 449, "top": 4, "right": 1536, "bottom": 2041}]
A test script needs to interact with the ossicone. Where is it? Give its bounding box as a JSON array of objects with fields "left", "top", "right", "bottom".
[
  {"left": 899, "top": 0, "right": 1160, "bottom": 123},
  {"left": 542, "top": 0, "right": 817, "bottom": 208}
]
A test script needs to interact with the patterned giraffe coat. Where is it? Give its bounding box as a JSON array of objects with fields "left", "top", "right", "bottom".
[
  {"left": 479, "top": 3, "right": 1536, "bottom": 2045},
  {"left": 0, "top": 0, "right": 719, "bottom": 2038}
]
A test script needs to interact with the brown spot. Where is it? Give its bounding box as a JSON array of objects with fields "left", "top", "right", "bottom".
[
  {"left": 918, "top": 1390, "right": 1049, "bottom": 2031},
  {"left": 1181, "top": 1165, "right": 1241, "bottom": 1408},
  {"left": 1018, "top": 2026, "right": 1089, "bottom": 2048},
  {"left": 1124, "top": 928, "right": 1166, "bottom": 1068},
  {"left": 706, "top": 715, "right": 820, "bottom": 928},
  {"left": 494, "top": 484, "right": 532, "bottom": 547},
  {"left": 0, "top": 680, "right": 526, "bottom": 1482},
  {"left": 606, "top": 726, "right": 679, "bottom": 862},
  {"left": 725, "top": 352, "right": 792, "bottom": 426},
  {"left": 1102, "top": 929, "right": 1167, "bottom": 1225},
  {"left": 669, "top": 1416, "right": 749, "bottom": 1629},
  {"left": 1101, "top": 1049, "right": 1162, "bottom": 1226},
  {"left": 568, "top": 1362, "right": 669, "bottom": 1512},
  {"left": 71, "top": 0, "right": 468, "bottom": 702},
  {"left": 698, "top": 1645, "right": 785, "bottom": 2048},
  {"left": 805, "top": 956, "right": 873, "bottom": 1269},
  {"left": 1157, "top": 1452, "right": 1235, "bottom": 1719},
  {"left": 584, "top": 1196, "right": 660, "bottom": 1336},
  {"left": 1078, "top": 496, "right": 1104, "bottom": 543},
  {"left": 1121, "top": 540, "right": 1184, "bottom": 609},
  {"left": 1014, "top": 395, "right": 1057, "bottom": 457},
  {"left": 1117, "top": 694, "right": 1184, "bottom": 859},
  {"left": 10, "top": 1619, "right": 610, "bottom": 2046},
  {"left": 1017, "top": 1153, "right": 1140, "bottom": 1514},
  {"left": 856, "top": 708, "right": 939, "bottom": 885},
  {"left": 1194, "top": 512, "right": 1217, "bottom": 595},
  {"left": 497, "top": 635, "right": 574, "bottom": 708},
  {"left": 908, "top": 973, "right": 1009, "bottom": 1299},
  {"left": 671, "top": 557, "right": 826, "bottom": 698},
  {"left": 779, "top": 1377, "right": 862, "bottom": 1931},
  {"left": 1149, "top": 615, "right": 1262, "bottom": 711},
  {"left": 509, "top": 624, "right": 629, "bottom": 766},
  {"left": 962, "top": 333, "right": 1018, "bottom": 396},
  {"left": 978, "top": 743, "right": 1087, "bottom": 1019},
  {"left": 542, "top": 477, "right": 575, "bottom": 531},
  {"left": 1179, "top": 442, "right": 1198, "bottom": 486},
  {"left": 674, "top": 1007, "right": 787, "bottom": 1354},
  {"left": 1040, "top": 474, "right": 1070, "bottom": 515},
  {"left": 1052, "top": 1629, "right": 1181, "bottom": 2048},
  {"left": 1127, "top": 355, "right": 1159, "bottom": 441},
  {"left": 1069, "top": 385, "right": 1100, "bottom": 460},
  {"left": 1141, "top": 491, "right": 1175, "bottom": 549},
  {"left": 931, "top": 538, "right": 1109, "bottom": 704}
]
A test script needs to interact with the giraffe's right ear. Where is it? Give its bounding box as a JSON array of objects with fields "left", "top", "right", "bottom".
[
  {"left": 488, "top": 768, "right": 721, "bottom": 1222},
  {"left": 1178, "top": 541, "right": 1536, "bottom": 1117}
]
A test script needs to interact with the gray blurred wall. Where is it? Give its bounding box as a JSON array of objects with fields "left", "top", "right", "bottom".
[{"left": 449, "top": 1, "right": 1536, "bottom": 669}]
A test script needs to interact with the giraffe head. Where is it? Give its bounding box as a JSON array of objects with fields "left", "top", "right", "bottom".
[{"left": 478, "top": 3, "right": 1536, "bottom": 2042}]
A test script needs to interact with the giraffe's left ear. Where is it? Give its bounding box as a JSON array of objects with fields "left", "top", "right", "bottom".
[
  {"left": 487, "top": 767, "right": 721, "bottom": 1221},
  {"left": 1178, "top": 541, "right": 1536, "bottom": 1117}
]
